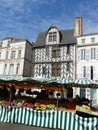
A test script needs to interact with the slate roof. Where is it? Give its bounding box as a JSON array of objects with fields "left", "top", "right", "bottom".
[
  {"left": 3, "top": 36, "right": 26, "bottom": 41},
  {"left": 3, "top": 36, "right": 31, "bottom": 44},
  {"left": 34, "top": 29, "right": 76, "bottom": 47}
]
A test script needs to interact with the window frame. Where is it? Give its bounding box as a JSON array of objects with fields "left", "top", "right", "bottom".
[
  {"left": 91, "top": 37, "right": 95, "bottom": 43},
  {"left": 9, "top": 64, "right": 14, "bottom": 75},
  {"left": 48, "top": 32, "right": 57, "bottom": 42},
  {"left": 67, "top": 62, "right": 70, "bottom": 72},
  {"left": 3, "top": 64, "right": 7, "bottom": 75},
  {"left": 81, "top": 39, "right": 85, "bottom": 44},
  {"left": 52, "top": 63, "right": 61, "bottom": 76},
  {"left": 81, "top": 49, "right": 86, "bottom": 60},
  {"left": 18, "top": 50, "right": 21, "bottom": 58},
  {"left": 83, "top": 66, "right": 86, "bottom": 77},
  {"left": 91, "top": 48, "right": 96, "bottom": 59},
  {"left": 11, "top": 51, "right": 16, "bottom": 59},
  {"left": 52, "top": 45, "right": 60, "bottom": 58},
  {"left": 16, "top": 63, "right": 20, "bottom": 75},
  {"left": 6, "top": 51, "right": 9, "bottom": 59}
]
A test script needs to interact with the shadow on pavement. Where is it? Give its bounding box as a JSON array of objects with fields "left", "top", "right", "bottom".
[{"left": 0, "top": 122, "right": 54, "bottom": 130}]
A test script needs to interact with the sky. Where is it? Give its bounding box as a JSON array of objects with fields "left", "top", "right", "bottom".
[{"left": 0, "top": 0, "right": 98, "bottom": 42}]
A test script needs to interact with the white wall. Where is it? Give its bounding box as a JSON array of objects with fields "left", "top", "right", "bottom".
[
  {"left": 76, "top": 34, "right": 98, "bottom": 103},
  {"left": 0, "top": 38, "right": 33, "bottom": 77}
]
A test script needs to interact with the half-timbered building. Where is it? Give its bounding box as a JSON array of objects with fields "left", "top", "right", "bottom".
[{"left": 33, "top": 23, "right": 78, "bottom": 79}]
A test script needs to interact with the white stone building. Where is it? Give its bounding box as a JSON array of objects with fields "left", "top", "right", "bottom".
[
  {"left": 0, "top": 36, "right": 33, "bottom": 77},
  {"left": 76, "top": 31, "right": 98, "bottom": 104}
]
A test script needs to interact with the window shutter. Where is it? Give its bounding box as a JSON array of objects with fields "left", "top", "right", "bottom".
[
  {"left": 77, "top": 50, "right": 80, "bottom": 60},
  {"left": 86, "top": 66, "right": 90, "bottom": 79},
  {"left": 96, "top": 48, "right": 98, "bottom": 60},
  {"left": 81, "top": 67, "right": 83, "bottom": 78},
  {"left": 93, "top": 66, "right": 96, "bottom": 79},
  {"left": 86, "top": 49, "right": 90, "bottom": 60}
]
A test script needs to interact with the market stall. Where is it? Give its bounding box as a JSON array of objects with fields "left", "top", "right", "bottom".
[
  {"left": 0, "top": 104, "right": 98, "bottom": 130},
  {"left": 0, "top": 77, "right": 98, "bottom": 130}
]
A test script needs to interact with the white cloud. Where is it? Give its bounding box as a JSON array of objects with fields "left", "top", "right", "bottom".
[
  {"left": 0, "top": 0, "right": 24, "bottom": 12},
  {"left": 29, "top": 0, "right": 56, "bottom": 4},
  {"left": 0, "top": 0, "right": 98, "bottom": 42}
]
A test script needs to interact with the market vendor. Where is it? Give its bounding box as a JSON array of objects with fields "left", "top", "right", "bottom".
[
  {"left": 2, "top": 84, "right": 9, "bottom": 100},
  {"left": 9, "top": 84, "right": 16, "bottom": 102}
]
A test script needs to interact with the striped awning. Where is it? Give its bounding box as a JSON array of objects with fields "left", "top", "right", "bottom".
[
  {"left": 72, "top": 79, "right": 97, "bottom": 85},
  {"left": 0, "top": 76, "right": 98, "bottom": 88}
]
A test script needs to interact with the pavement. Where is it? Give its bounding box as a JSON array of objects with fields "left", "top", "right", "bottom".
[{"left": 0, "top": 122, "right": 54, "bottom": 130}]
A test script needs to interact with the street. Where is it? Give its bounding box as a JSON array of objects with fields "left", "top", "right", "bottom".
[{"left": 0, "top": 122, "right": 54, "bottom": 130}]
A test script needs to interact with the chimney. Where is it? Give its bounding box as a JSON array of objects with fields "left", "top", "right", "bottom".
[{"left": 74, "top": 17, "right": 82, "bottom": 36}]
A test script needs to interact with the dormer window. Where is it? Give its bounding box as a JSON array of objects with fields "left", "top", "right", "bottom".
[
  {"left": 91, "top": 37, "right": 95, "bottom": 43},
  {"left": 49, "top": 32, "right": 57, "bottom": 42},
  {"left": 46, "top": 26, "right": 60, "bottom": 45},
  {"left": 81, "top": 39, "right": 85, "bottom": 43}
]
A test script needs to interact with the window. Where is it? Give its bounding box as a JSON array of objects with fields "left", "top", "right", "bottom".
[
  {"left": 49, "top": 32, "right": 57, "bottom": 42},
  {"left": 42, "top": 67, "right": 46, "bottom": 75},
  {"left": 52, "top": 46, "right": 60, "bottom": 58},
  {"left": 80, "top": 88, "right": 86, "bottom": 98},
  {"left": 6, "top": 51, "right": 9, "bottom": 59},
  {"left": 3, "top": 64, "right": 7, "bottom": 75},
  {"left": 67, "top": 62, "right": 70, "bottom": 71},
  {"left": 91, "top": 37, "right": 95, "bottom": 43},
  {"left": 81, "top": 49, "right": 86, "bottom": 60},
  {"left": 91, "top": 48, "right": 96, "bottom": 59},
  {"left": 67, "top": 45, "right": 70, "bottom": 54},
  {"left": 49, "top": 32, "right": 52, "bottom": 42},
  {"left": 46, "top": 47, "right": 49, "bottom": 56},
  {"left": 18, "top": 50, "right": 21, "bottom": 58},
  {"left": 9, "top": 64, "right": 14, "bottom": 75},
  {"left": 83, "top": 66, "right": 86, "bottom": 77},
  {"left": 52, "top": 63, "right": 61, "bottom": 76},
  {"left": 16, "top": 63, "right": 20, "bottom": 75},
  {"left": 7, "top": 43, "right": 10, "bottom": 47},
  {"left": 11, "top": 51, "right": 16, "bottom": 59},
  {"left": 90, "top": 66, "right": 93, "bottom": 80},
  {"left": 0, "top": 52, "right": 1, "bottom": 59},
  {"left": 81, "top": 39, "right": 85, "bottom": 43},
  {"left": 0, "top": 42, "right": 3, "bottom": 48}
]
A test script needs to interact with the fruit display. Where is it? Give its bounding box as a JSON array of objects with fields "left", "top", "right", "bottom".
[
  {"left": 47, "top": 104, "right": 55, "bottom": 109},
  {"left": 2, "top": 101, "right": 11, "bottom": 106},
  {"left": 23, "top": 103, "right": 34, "bottom": 108},
  {"left": 11, "top": 99, "right": 25, "bottom": 107},
  {"left": 0, "top": 99, "right": 56, "bottom": 111},
  {"left": 75, "top": 105, "right": 98, "bottom": 117},
  {"left": 76, "top": 105, "right": 91, "bottom": 114},
  {"left": 33, "top": 102, "right": 55, "bottom": 110}
]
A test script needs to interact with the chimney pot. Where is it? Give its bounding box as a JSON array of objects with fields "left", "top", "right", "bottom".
[{"left": 74, "top": 17, "right": 82, "bottom": 36}]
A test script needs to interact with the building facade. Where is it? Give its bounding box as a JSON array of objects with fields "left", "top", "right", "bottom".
[
  {"left": 1, "top": 17, "right": 98, "bottom": 103},
  {"left": 0, "top": 36, "right": 33, "bottom": 77},
  {"left": 33, "top": 25, "right": 77, "bottom": 79},
  {"left": 76, "top": 34, "right": 98, "bottom": 103}
]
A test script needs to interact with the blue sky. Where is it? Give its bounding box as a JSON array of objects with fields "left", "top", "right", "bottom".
[{"left": 0, "top": 0, "right": 98, "bottom": 42}]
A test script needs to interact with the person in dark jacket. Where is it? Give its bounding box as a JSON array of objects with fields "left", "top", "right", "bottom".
[
  {"left": 9, "top": 85, "right": 16, "bottom": 102},
  {"left": 2, "top": 84, "right": 9, "bottom": 100}
]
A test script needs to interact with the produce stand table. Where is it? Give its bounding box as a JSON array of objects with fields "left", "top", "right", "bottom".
[{"left": 0, "top": 105, "right": 98, "bottom": 130}]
